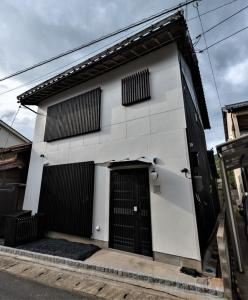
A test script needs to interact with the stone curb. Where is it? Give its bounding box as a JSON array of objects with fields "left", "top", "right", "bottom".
[{"left": 0, "top": 246, "right": 224, "bottom": 297}]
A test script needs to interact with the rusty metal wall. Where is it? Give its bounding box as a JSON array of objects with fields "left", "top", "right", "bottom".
[
  {"left": 0, "top": 188, "right": 18, "bottom": 213},
  {"left": 0, "top": 149, "right": 31, "bottom": 213}
]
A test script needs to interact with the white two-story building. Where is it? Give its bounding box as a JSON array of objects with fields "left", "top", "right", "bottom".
[{"left": 18, "top": 12, "right": 219, "bottom": 271}]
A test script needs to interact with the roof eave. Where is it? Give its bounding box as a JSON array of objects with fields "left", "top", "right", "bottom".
[
  {"left": 17, "top": 11, "right": 210, "bottom": 130},
  {"left": 18, "top": 12, "right": 185, "bottom": 105},
  {"left": 0, "top": 120, "right": 31, "bottom": 143}
]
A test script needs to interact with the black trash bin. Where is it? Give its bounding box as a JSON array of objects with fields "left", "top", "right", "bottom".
[
  {"left": 4, "top": 212, "right": 43, "bottom": 247},
  {"left": 0, "top": 210, "right": 31, "bottom": 237}
]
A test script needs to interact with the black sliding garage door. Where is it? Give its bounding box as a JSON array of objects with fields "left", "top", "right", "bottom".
[
  {"left": 109, "top": 168, "right": 152, "bottom": 256},
  {"left": 38, "top": 161, "right": 95, "bottom": 237}
]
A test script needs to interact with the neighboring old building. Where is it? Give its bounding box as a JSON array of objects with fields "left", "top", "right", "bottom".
[
  {"left": 222, "top": 101, "right": 248, "bottom": 203},
  {"left": 0, "top": 120, "right": 30, "bottom": 148},
  {"left": 0, "top": 121, "right": 31, "bottom": 215},
  {"left": 0, "top": 143, "right": 32, "bottom": 214},
  {"left": 17, "top": 12, "right": 219, "bottom": 271}
]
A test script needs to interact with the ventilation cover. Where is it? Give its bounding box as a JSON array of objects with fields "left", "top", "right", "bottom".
[{"left": 122, "top": 69, "right": 150, "bottom": 106}]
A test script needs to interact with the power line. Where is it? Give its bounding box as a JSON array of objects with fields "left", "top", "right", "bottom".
[
  {"left": 0, "top": 36, "right": 132, "bottom": 97},
  {"left": 0, "top": 16, "right": 164, "bottom": 97},
  {"left": 1, "top": 105, "right": 21, "bottom": 153},
  {"left": 193, "top": 34, "right": 202, "bottom": 47},
  {"left": 198, "top": 24, "right": 248, "bottom": 52},
  {"left": 0, "top": 0, "right": 198, "bottom": 83},
  {"left": 188, "top": 0, "right": 238, "bottom": 21},
  {"left": 196, "top": 2, "right": 248, "bottom": 38},
  {"left": 195, "top": 2, "right": 223, "bottom": 109}
]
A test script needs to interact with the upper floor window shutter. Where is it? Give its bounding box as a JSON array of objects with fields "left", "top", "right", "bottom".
[
  {"left": 44, "top": 87, "right": 101, "bottom": 142},
  {"left": 122, "top": 69, "right": 150, "bottom": 106}
]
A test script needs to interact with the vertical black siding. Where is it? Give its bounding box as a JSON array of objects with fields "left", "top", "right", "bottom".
[
  {"left": 38, "top": 161, "right": 95, "bottom": 237},
  {"left": 122, "top": 69, "right": 150, "bottom": 106},
  {"left": 182, "top": 74, "right": 220, "bottom": 257},
  {"left": 44, "top": 88, "right": 101, "bottom": 141},
  {"left": 207, "top": 150, "right": 219, "bottom": 179}
]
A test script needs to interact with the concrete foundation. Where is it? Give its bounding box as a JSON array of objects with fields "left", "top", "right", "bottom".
[{"left": 47, "top": 231, "right": 202, "bottom": 271}]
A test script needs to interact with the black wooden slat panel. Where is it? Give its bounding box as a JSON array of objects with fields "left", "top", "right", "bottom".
[
  {"left": 182, "top": 74, "right": 219, "bottom": 257},
  {"left": 122, "top": 69, "right": 150, "bottom": 106},
  {"left": 44, "top": 88, "right": 101, "bottom": 142},
  {"left": 38, "top": 161, "right": 95, "bottom": 238}
]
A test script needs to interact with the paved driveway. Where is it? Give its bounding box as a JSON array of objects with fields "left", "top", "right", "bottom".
[{"left": 0, "top": 270, "right": 95, "bottom": 300}]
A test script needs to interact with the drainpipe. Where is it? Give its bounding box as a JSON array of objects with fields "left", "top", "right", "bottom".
[{"left": 219, "top": 154, "right": 243, "bottom": 273}]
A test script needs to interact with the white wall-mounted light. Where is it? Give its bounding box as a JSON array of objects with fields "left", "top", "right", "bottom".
[
  {"left": 150, "top": 170, "right": 160, "bottom": 194},
  {"left": 40, "top": 154, "right": 49, "bottom": 166},
  {"left": 150, "top": 171, "right": 158, "bottom": 182}
]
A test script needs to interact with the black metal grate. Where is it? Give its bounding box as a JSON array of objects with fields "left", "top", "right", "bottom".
[
  {"left": 44, "top": 88, "right": 101, "bottom": 142},
  {"left": 38, "top": 161, "right": 95, "bottom": 238},
  {"left": 122, "top": 69, "right": 150, "bottom": 106},
  {"left": 109, "top": 168, "right": 152, "bottom": 256},
  {"left": 0, "top": 210, "right": 31, "bottom": 238},
  {"left": 4, "top": 214, "right": 42, "bottom": 247}
]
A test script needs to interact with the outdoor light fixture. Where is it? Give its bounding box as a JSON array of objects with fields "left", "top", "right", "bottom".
[
  {"left": 150, "top": 170, "right": 160, "bottom": 194},
  {"left": 150, "top": 170, "right": 158, "bottom": 182},
  {"left": 40, "top": 154, "right": 49, "bottom": 166}
]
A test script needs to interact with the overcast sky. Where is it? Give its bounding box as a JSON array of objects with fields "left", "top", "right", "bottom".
[{"left": 0, "top": 0, "right": 247, "bottom": 148}]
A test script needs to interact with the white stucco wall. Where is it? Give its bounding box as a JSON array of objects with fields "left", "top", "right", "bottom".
[
  {"left": 23, "top": 43, "right": 201, "bottom": 261},
  {"left": 0, "top": 126, "right": 26, "bottom": 147}
]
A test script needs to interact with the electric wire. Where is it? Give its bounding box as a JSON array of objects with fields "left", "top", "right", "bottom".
[
  {"left": 193, "top": 35, "right": 202, "bottom": 47},
  {"left": 198, "top": 24, "right": 248, "bottom": 52},
  {"left": 0, "top": 15, "right": 167, "bottom": 97},
  {"left": 1, "top": 105, "right": 21, "bottom": 155},
  {"left": 196, "top": 2, "right": 248, "bottom": 38},
  {"left": 0, "top": 0, "right": 198, "bottom": 82},
  {"left": 188, "top": 0, "right": 238, "bottom": 21},
  {"left": 195, "top": 2, "right": 222, "bottom": 109}
]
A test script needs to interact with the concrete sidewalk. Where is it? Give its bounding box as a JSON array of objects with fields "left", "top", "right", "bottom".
[
  {"left": 0, "top": 245, "right": 225, "bottom": 300},
  {"left": 86, "top": 249, "right": 223, "bottom": 294}
]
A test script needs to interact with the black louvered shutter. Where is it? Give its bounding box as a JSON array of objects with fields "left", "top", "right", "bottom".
[
  {"left": 38, "top": 161, "right": 95, "bottom": 237},
  {"left": 44, "top": 88, "right": 101, "bottom": 141},
  {"left": 122, "top": 69, "right": 150, "bottom": 106}
]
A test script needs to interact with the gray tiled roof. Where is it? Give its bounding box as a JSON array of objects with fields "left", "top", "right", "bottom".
[{"left": 17, "top": 11, "right": 210, "bottom": 129}]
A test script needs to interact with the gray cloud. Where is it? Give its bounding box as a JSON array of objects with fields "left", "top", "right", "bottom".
[
  {"left": 0, "top": 84, "right": 8, "bottom": 91},
  {"left": 0, "top": 109, "right": 16, "bottom": 122},
  {"left": 0, "top": 0, "right": 247, "bottom": 146}
]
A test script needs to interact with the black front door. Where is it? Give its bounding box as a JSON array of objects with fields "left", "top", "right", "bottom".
[{"left": 109, "top": 168, "right": 152, "bottom": 256}]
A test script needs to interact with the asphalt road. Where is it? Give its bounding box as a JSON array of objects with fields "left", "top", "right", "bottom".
[{"left": 0, "top": 270, "right": 96, "bottom": 300}]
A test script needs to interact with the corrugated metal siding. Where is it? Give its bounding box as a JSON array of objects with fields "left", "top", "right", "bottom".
[
  {"left": 122, "top": 69, "right": 150, "bottom": 106},
  {"left": 44, "top": 88, "right": 101, "bottom": 142},
  {"left": 38, "top": 161, "right": 95, "bottom": 237}
]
